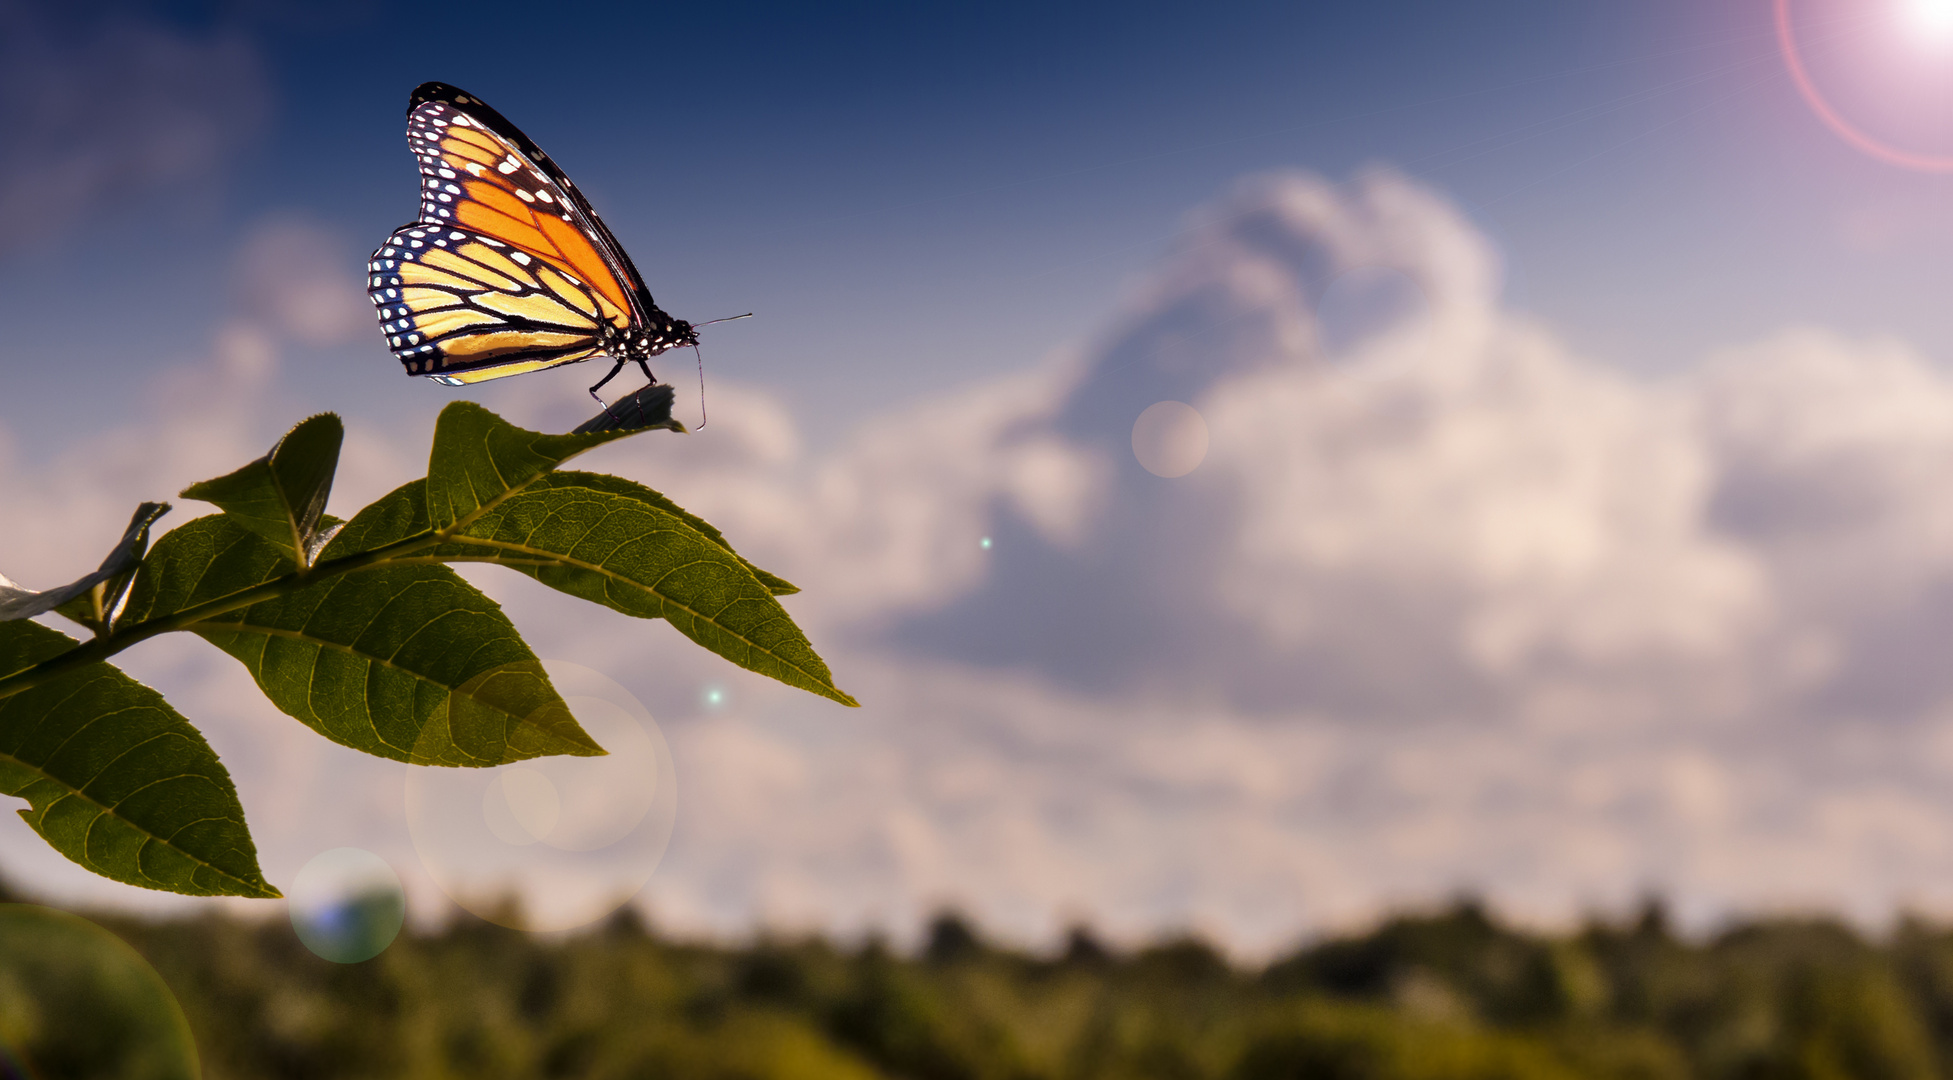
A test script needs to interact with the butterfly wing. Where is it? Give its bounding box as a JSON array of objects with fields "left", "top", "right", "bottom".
[
  {"left": 404, "top": 82, "right": 653, "bottom": 331},
  {"left": 368, "top": 223, "right": 609, "bottom": 384}
]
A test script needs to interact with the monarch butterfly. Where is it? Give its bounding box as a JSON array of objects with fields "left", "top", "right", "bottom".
[{"left": 366, "top": 82, "right": 706, "bottom": 407}]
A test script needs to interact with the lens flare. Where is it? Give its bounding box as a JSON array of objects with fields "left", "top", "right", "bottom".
[
  {"left": 1904, "top": 0, "right": 1953, "bottom": 38},
  {"left": 483, "top": 766, "right": 561, "bottom": 846},
  {"left": 406, "top": 659, "right": 678, "bottom": 931},
  {"left": 288, "top": 847, "right": 407, "bottom": 963},
  {"left": 0, "top": 905, "right": 200, "bottom": 1078},
  {"left": 1132, "top": 401, "right": 1210, "bottom": 478},
  {"left": 1776, "top": 0, "right": 1953, "bottom": 170}
]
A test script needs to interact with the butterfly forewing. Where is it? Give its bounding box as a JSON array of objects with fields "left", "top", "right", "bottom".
[
  {"left": 406, "top": 94, "right": 637, "bottom": 329},
  {"left": 368, "top": 224, "right": 606, "bottom": 383}
]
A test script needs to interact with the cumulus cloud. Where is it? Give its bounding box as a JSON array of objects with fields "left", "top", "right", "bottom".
[
  {"left": 15, "top": 165, "right": 1953, "bottom": 957},
  {"left": 0, "top": 3, "right": 268, "bottom": 255},
  {"left": 230, "top": 217, "right": 375, "bottom": 347},
  {"left": 620, "top": 168, "right": 1953, "bottom": 952}
]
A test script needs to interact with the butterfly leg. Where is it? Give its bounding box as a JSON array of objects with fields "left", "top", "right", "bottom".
[
  {"left": 634, "top": 358, "right": 656, "bottom": 388},
  {"left": 589, "top": 358, "right": 628, "bottom": 416}
]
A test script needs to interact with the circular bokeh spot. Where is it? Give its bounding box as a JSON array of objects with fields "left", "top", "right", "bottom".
[
  {"left": 406, "top": 659, "right": 678, "bottom": 931},
  {"left": 483, "top": 766, "right": 561, "bottom": 846},
  {"left": 1132, "top": 401, "right": 1210, "bottom": 478},
  {"left": 289, "top": 847, "right": 406, "bottom": 963},
  {"left": 0, "top": 904, "right": 200, "bottom": 1079}
]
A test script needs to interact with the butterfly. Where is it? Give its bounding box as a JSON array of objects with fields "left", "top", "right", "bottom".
[{"left": 367, "top": 82, "right": 701, "bottom": 406}]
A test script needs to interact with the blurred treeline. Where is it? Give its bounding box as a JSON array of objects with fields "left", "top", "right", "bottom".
[{"left": 21, "top": 877, "right": 1953, "bottom": 1080}]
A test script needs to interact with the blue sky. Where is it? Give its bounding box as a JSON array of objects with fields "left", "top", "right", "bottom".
[
  {"left": 9, "top": 1, "right": 1953, "bottom": 949},
  {"left": 6, "top": 1, "right": 1948, "bottom": 445}
]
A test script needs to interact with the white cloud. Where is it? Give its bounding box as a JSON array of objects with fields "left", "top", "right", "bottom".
[
  {"left": 17, "top": 166, "right": 1953, "bottom": 959},
  {"left": 625, "top": 168, "right": 1953, "bottom": 953},
  {"left": 230, "top": 217, "right": 374, "bottom": 348}
]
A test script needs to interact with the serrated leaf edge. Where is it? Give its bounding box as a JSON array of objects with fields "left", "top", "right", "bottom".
[
  {"left": 7, "top": 707, "right": 278, "bottom": 900},
  {"left": 440, "top": 534, "right": 857, "bottom": 707},
  {"left": 202, "top": 622, "right": 602, "bottom": 763}
]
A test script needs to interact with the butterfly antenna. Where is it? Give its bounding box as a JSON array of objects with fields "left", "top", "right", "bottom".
[
  {"left": 693, "top": 343, "right": 708, "bottom": 430},
  {"left": 686, "top": 313, "right": 748, "bottom": 430}
]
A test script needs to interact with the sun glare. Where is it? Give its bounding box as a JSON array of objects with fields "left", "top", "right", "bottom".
[
  {"left": 1904, "top": 0, "right": 1953, "bottom": 40},
  {"left": 1776, "top": 0, "right": 1953, "bottom": 170}
]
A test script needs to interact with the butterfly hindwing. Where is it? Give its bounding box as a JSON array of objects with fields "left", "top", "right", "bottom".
[{"left": 367, "top": 223, "right": 607, "bottom": 384}]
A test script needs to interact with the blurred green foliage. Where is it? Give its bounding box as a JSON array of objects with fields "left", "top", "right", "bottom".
[
  {"left": 0, "top": 903, "right": 199, "bottom": 1080},
  {"left": 14, "top": 882, "right": 1953, "bottom": 1080}
]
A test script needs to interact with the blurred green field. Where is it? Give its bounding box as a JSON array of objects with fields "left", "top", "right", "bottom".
[{"left": 8, "top": 873, "right": 1953, "bottom": 1080}]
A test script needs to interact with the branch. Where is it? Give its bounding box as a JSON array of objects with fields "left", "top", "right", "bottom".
[{"left": 0, "top": 529, "right": 443, "bottom": 702}]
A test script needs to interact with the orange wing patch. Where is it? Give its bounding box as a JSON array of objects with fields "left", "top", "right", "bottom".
[
  {"left": 464, "top": 180, "right": 535, "bottom": 224},
  {"left": 454, "top": 199, "right": 551, "bottom": 260},
  {"left": 537, "top": 215, "right": 631, "bottom": 316},
  {"left": 409, "top": 107, "right": 639, "bottom": 330}
]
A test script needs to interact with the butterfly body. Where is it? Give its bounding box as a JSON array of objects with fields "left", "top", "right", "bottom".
[{"left": 367, "top": 83, "right": 696, "bottom": 397}]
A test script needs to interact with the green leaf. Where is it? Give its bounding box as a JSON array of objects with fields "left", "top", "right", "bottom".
[
  {"left": 1, "top": 502, "right": 171, "bottom": 624},
  {"left": 121, "top": 514, "right": 603, "bottom": 765},
  {"left": 425, "top": 401, "right": 638, "bottom": 531},
  {"left": 319, "top": 479, "right": 434, "bottom": 557},
  {"left": 743, "top": 564, "right": 799, "bottom": 597},
  {"left": 401, "top": 471, "right": 853, "bottom": 707},
  {"left": 0, "top": 620, "right": 276, "bottom": 898},
  {"left": 181, "top": 412, "right": 344, "bottom": 568},
  {"left": 415, "top": 404, "right": 795, "bottom": 586},
  {"left": 331, "top": 476, "right": 796, "bottom": 594},
  {"left": 581, "top": 476, "right": 799, "bottom": 596}
]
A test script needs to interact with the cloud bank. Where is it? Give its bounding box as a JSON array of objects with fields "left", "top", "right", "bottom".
[{"left": 10, "top": 167, "right": 1953, "bottom": 957}]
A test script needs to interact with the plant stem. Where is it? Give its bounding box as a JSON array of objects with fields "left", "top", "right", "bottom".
[
  {"left": 0, "top": 529, "right": 443, "bottom": 702},
  {"left": 0, "top": 440, "right": 587, "bottom": 702}
]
